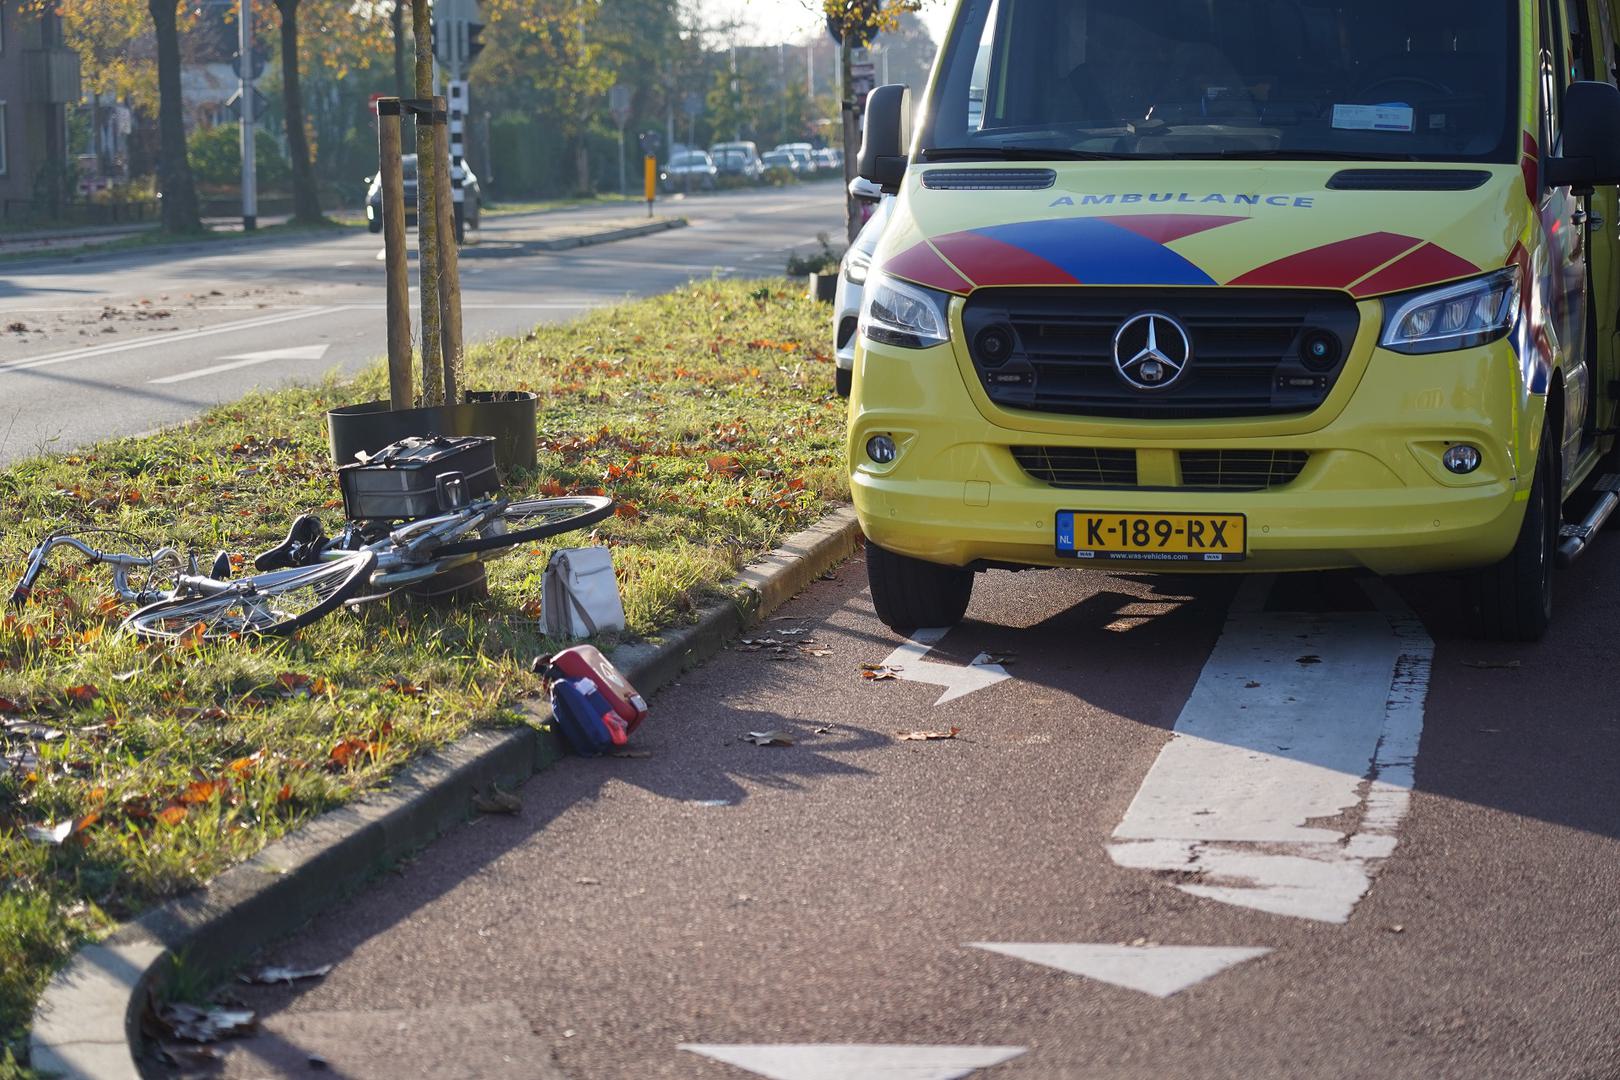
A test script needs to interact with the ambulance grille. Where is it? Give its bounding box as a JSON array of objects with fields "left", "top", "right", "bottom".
[
  {"left": 1178, "top": 450, "right": 1309, "bottom": 490},
  {"left": 1012, "top": 446, "right": 1138, "bottom": 488},
  {"left": 963, "top": 288, "right": 1360, "bottom": 420}
]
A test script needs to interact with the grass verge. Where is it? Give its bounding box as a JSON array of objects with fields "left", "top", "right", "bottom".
[{"left": 0, "top": 278, "right": 847, "bottom": 1068}]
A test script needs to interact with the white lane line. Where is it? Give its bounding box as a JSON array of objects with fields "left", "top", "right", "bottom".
[
  {"left": 678, "top": 1045, "right": 1027, "bottom": 1079},
  {"left": 968, "top": 943, "right": 1271, "bottom": 998},
  {"left": 1107, "top": 577, "right": 1433, "bottom": 924},
  {"left": 150, "top": 344, "right": 331, "bottom": 385},
  {"left": 877, "top": 627, "right": 1011, "bottom": 706},
  {"left": 0, "top": 307, "right": 347, "bottom": 375}
]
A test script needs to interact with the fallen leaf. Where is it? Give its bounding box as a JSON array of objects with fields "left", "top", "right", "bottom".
[
  {"left": 380, "top": 677, "right": 426, "bottom": 696},
  {"left": 574, "top": 876, "right": 601, "bottom": 885},
  {"left": 156, "top": 804, "right": 188, "bottom": 826},
  {"left": 238, "top": 964, "right": 333, "bottom": 986},
  {"left": 472, "top": 784, "right": 522, "bottom": 814},
  {"left": 742, "top": 730, "right": 794, "bottom": 746},
  {"left": 803, "top": 648, "right": 833, "bottom": 657},
  {"left": 226, "top": 751, "right": 264, "bottom": 776},
  {"left": 62, "top": 684, "right": 101, "bottom": 706},
  {"left": 895, "top": 727, "right": 961, "bottom": 741},
  {"left": 0, "top": 697, "right": 23, "bottom": 714},
  {"left": 180, "top": 779, "right": 225, "bottom": 805},
  {"left": 862, "top": 667, "right": 900, "bottom": 681},
  {"left": 327, "top": 737, "right": 372, "bottom": 769},
  {"left": 1295, "top": 655, "right": 1323, "bottom": 665},
  {"left": 159, "top": 1002, "right": 257, "bottom": 1043},
  {"left": 276, "top": 784, "right": 292, "bottom": 803}
]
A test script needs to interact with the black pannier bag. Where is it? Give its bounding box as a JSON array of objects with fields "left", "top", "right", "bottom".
[{"left": 337, "top": 435, "right": 501, "bottom": 521}]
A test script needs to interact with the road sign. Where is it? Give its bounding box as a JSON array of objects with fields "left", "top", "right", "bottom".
[
  {"left": 224, "top": 87, "right": 269, "bottom": 124},
  {"left": 231, "top": 48, "right": 267, "bottom": 81},
  {"left": 682, "top": 92, "right": 704, "bottom": 119},
  {"left": 609, "top": 84, "right": 632, "bottom": 128}
]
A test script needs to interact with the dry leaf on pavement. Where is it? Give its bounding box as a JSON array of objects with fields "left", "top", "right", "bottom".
[
  {"left": 158, "top": 1002, "right": 258, "bottom": 1043},
  {"left": 895, "top": 727, "right": 962, "bottom": 741},
  {"left": 238, "top": 964, "right": 333, "bottom": 986},
  {"left": 472, "top": 784, "right": 522, "bottom": 814},
  {"left": 742, "top": 730, "right": 794, "bottom": 746},
  {"left": 862, "top": 665, "right": 901, "bottom": 681}
]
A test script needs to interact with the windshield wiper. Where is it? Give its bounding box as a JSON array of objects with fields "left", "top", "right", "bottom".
[
  {"left": 1195, "top": 148, "right": 1421, "bottom": 162},
  {"left": 921, "top": 146, "right": 1134, "bottom": 162}
]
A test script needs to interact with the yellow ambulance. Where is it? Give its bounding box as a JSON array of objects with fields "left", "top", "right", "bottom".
[{"left": 848, "top": 0, "right": 1620, "bottom": 640}]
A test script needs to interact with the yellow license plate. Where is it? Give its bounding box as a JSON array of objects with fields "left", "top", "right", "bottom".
[{"left": 1056, "top": 511, "right": 1246, "bottom": 562}]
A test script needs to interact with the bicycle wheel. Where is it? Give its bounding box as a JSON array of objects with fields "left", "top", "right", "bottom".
[
  {"left": 436, "top": 495, "right": 615, "bottom": 557},
  {"left": 124, "top": 551, "right": 376, "bottom": 641}
]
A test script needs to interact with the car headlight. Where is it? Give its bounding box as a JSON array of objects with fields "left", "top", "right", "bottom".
[
  {"left": 844, "top": 247, "right": 873, "bottom": 286},
  {"left": 1379, "top": 267, "right": 1521, "bottom": 355},
  {"left": 859, "top": 272, "right": 952, "bottom": 349}
]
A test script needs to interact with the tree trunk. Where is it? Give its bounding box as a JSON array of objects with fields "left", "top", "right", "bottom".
[
  {"left": 391, "top": 1, "right": 407, "bottom": 98},
  {"left": 574, "top": 138, "right": 590, "bottom": 195},
  {"left": 274, "top": 0, "right": 324, "bottom": 224},
  {"left": 148, "top": 0, "right": 201, "bottom": 233}
]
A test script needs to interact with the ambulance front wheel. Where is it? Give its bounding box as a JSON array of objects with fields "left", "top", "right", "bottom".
[{"left": 866, "top": 541, "right": 973, "bottom": 633}]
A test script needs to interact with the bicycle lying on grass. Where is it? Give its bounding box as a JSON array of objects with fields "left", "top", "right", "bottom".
[{"left": 11, "top": 490, "right": 615, "bottom": 642}]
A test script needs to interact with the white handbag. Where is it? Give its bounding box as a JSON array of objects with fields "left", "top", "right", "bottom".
[{"left": 541, "top": 547, "right": 627, "bottom": 639}]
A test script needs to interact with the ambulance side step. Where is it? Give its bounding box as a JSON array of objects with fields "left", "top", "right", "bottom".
[{"left": 1557, "top": 474, "right": 1620, "bottom": 566}]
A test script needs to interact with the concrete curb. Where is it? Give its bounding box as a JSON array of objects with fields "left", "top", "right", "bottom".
[
  {"left": 528, "top": 216, "right": 686, "bottom": 251},
  {"left": 30, "top": 506, "right": 861, "bottom": 1079}
]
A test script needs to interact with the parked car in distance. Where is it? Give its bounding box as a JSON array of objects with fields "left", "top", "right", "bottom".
[
  {"left": 660, "top": 150, "right": 720, "bottom": 192},
  {"left": 833, "top": 177, "right": 891, "bottom": 398},
  {"left": 760, "top": 150, "right": 800, "bottom": 179},
  {"left": 365, "top": 155, "right": 481, "bottom": 234},
  {"left": 712, "top": 147, "right": 765, "bottom": 182},
  {"left": 773, "top": 142, "right": 817, "bottom": 174},
  {"left": 814, "top": 148, "right": 843, "bottom": 174},
  {"left": 710, "top": 141, "right": 765, "bottom": 182}
]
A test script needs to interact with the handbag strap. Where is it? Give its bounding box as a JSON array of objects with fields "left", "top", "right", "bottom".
[{"left": 567, "top": 587, "right": 600, "bottom": 636}]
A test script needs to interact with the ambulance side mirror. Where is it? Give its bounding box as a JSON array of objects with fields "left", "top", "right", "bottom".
[
  {"left": 1545, "top": 81, "right": 1620, "bottom": 191},
  {"left": 857, "top": 84, "right": 912, "bottom": 194}
]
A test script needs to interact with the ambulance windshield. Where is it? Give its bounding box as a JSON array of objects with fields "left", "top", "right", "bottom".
[{"left": 922, "top": 0, "right": 1519, "bottom": 163}]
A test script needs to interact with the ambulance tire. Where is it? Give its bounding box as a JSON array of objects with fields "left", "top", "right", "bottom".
[
  {"left": 1471, "top": 423, "right": 1556, "bottom": 642},
  {"left": 866, "top": 542, "right": 973, "bottom": 633},
  {"left": 835, "top": 366, "right": 852, "bottom": 398}
]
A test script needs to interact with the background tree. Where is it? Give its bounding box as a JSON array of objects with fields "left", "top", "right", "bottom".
[
  {"left": 147, "top": 0, "right": 202, "bottom": 231},
  {"left": 272, "top": 0, "right": 323, "bottom": 223}
]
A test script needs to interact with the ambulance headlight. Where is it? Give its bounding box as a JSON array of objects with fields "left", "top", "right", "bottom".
[
  {"left": 860, "top": 272, "right": 952, "bottom": 350},
  {"left": 1380, "top": 267, "right": 1520, "bottom": 355}
]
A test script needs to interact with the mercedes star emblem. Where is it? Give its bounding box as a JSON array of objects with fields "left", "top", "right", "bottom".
[{"left": 1113, "top": 312, "right": 1192, "bottom": 391}]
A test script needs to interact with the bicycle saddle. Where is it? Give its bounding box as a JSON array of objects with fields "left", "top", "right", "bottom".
[{"left": 254, "top": 514, "right": 330, "bottom": 571}]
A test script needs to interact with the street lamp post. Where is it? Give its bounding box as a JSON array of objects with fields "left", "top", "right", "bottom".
[{"left": 238, "top": 0, "right": 256, "bottom": 231}]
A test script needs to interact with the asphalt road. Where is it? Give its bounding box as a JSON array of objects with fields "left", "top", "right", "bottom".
[
  {"left": 0, "top": 184, "right": 844, "bottom": 465},
  {"left": 206, "top": 549, "right": 1620, "bottom": 1079}
]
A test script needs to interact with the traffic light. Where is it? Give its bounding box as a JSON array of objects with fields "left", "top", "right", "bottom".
[{"left": 466, "top": 23, "right": 485, "bottom": 62}]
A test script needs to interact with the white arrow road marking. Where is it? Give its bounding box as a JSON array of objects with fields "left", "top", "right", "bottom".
[
  {"left": 878, "top": 627, "right": 1011, "bottom": 706},
  {"left": 1107, "top": 576, "right": 1433, "bottom": 923},
  {"left": 968, "top": 943, "right": 1271, "bottom": 998},
  {"left": 0, "top": 306, "right": 347, "bottom": 375},
  {"left": 677, "top": 1045, "right": 1027, "bottom": 1080},
  {"left": 149, "top": 344, "right": 332, "bottom": 385}
]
